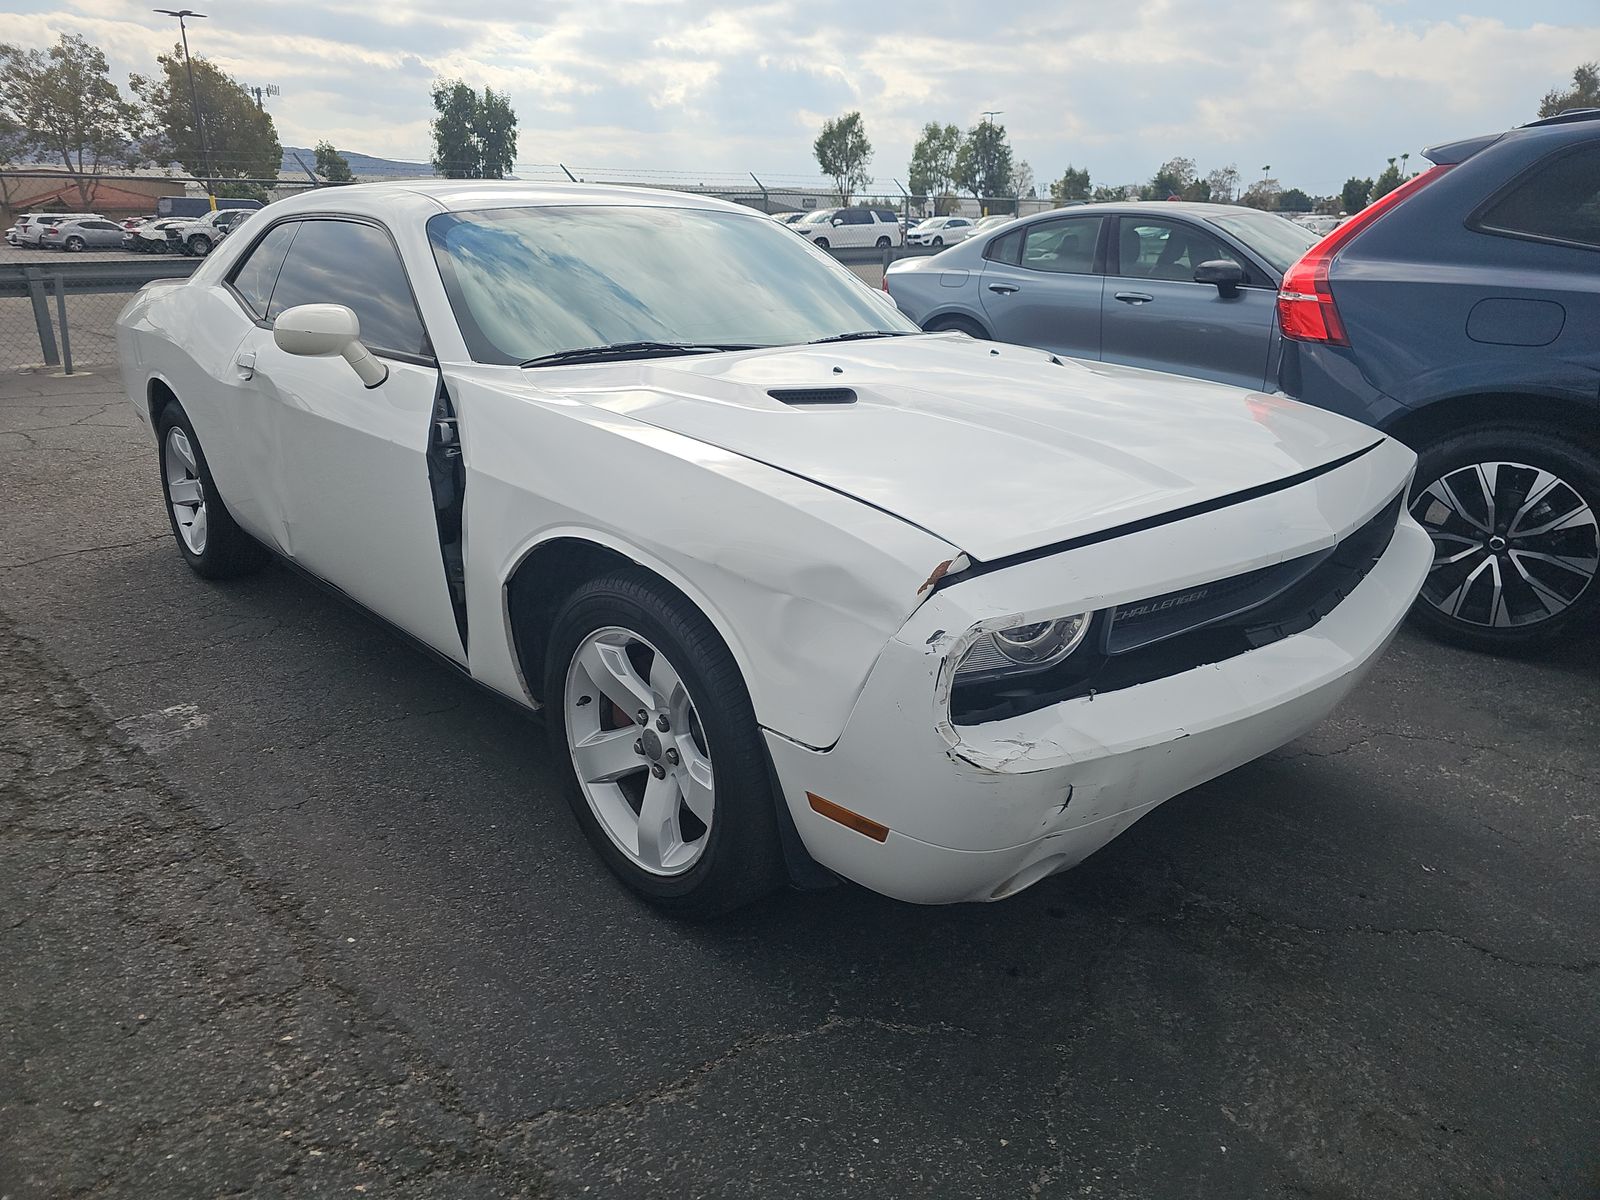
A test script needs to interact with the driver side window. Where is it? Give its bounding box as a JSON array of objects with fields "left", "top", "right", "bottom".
[{"left": 265, "top": 219, "right": 432, "bottom": 359}]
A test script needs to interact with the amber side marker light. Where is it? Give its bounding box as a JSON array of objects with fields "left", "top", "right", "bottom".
[{"left": 807, "top": 792, "right": 890, "bottom": 843}]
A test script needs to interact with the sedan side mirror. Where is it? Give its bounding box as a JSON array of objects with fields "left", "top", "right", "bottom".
[
  {"left": 831, "top": 216, "right": 844, "bottom": 226},
  {"left": 273, "top": 303, "right": 388, "bottom": 388},
  {"left": 1194, "top": 259, "right": 1245, "bottom": 296}
]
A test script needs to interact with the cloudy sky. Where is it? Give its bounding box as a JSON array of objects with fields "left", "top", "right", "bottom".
[{"left": 9, "top": 0, "right": 1598, "bottom": 195}]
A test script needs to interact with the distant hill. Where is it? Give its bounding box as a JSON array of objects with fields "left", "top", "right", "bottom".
[{"left": 280, "top": 147, "right": 435, "bottom": 181}]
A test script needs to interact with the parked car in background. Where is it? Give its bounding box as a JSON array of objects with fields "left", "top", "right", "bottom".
[
  {"left": 37, "top": 216, "right": 127, "bottom": 252},
  {"left": 115, "top": 180, "right": 1429, "bottom": 914},
  {"left": 1278, "top": 109, "right": 1600, "bottom": 651},
  {"left": 167, "top": 207, "right": 254, "bottom": 256},
  {"left": 126, "top": 218, "right": 189, "bottom": 253},
  {"left": 905, "top": 215, "right": 977, "bottom": 246},
  {"left": 972, "top": 214, "right": 1016, "bottom": 235},
  {"left": 769, "top": 211, "right": 807, "bottom": 226},
  {"left": 155, "top": 195, "right": 264, "bottom": 219},
  {"left": 795, "top": 206, "right": 901, "bottom": 248},
  {"left": 1292, "top": 214, "right": 1342, "bottom": 236},
  {"left": 16, "top": 214, "right": 102, "bottom": 247},
  {"left": 121, "top": 214, "right": 159, "bottom": 232},
  {"left": 885, "top": 202, "right": 1317, "bottom": 392}
]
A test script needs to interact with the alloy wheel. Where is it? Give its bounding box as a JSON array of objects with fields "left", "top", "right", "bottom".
[
  {"left": 162, "top": 426, "right": 208, "bottom": 554},
  {"left": 1411, "top": 460, "right": 1598, "bottom": 629},
  {"left": 564, "top": 626, "right": 715, "bottom": 876}
]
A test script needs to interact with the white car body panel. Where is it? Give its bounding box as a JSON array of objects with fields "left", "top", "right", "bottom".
[{"left": 116, "top": 180, "right": 1429, "bottom": 905}]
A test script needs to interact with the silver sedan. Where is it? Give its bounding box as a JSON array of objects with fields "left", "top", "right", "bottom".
[
  {"left": 885, "top": 202, "right": 1318, "bottom": 392},
  {"left": 38, "top": 217, "right": 126, "bottom": 252}
]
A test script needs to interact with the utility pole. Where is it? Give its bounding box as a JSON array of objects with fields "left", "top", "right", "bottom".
[
  {"left": 250, "top": 83, "right": 280, "bottom": 110},
  {"left": 154, "top": 10, "right": 212, "bottom": 193}
]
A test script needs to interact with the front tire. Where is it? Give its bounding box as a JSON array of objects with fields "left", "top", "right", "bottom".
[
  {"left": 544, "top": 571, "right": 784, "bottom": 917},
  {"left": 813, "top": 237, "right": 830, "bottom": 249},
  {"left": 932, "top": 236, "right": 944, "bottom": 246},
  {"left": 187, "top": 235, "right": 212, "bottom": 257},
  {"left": 1406, "top": 425, "right": 1599, "bottom": 652},
  {"left": 155, "top": 400, "right": 268, "bottom": 580}
]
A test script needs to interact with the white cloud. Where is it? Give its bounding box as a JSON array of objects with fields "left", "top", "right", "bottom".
[{"left": 9, "top": 0, "right": 1597, "bottom": 193}]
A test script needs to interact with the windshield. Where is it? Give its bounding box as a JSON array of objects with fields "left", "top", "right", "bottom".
[
  {"left": 428, "top": 205, "right": 915, "bottom": 364},
  {"left": 800, "top": 209, "right": 834, "bottom": 224},
  {"left": 1208, "top": 210, "right": 1319, "bottom": 274}
]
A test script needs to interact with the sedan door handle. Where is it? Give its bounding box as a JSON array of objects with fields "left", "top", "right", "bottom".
[
  {"left": 235, "top": 351, "right": 256, "bottom": 380},
  {"left": 987, "top": 283, "right": 1020, "bottom": 295},
  {"left": 1114, "top": 291, "right": 1154, "bottom": 305}
]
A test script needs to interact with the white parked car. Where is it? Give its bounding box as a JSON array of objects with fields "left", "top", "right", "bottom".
[
  {"left": 905, "top": 215, "right": 977, "bottom": 246},
  {"left": 116, "top": 182, "right": 1430, "bottom": 915},
  {"left": 794, "top": 206, "right": 901, "bottom": 249},
  {"left": 126, "top": 218, "right": 190, "bottom": 253},
  {"left": 16, "top": 213, "right": 101, "bottom": 247}
]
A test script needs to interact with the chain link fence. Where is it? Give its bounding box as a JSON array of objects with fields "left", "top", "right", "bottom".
[{"left": 0, "top": 260, "right": 198, "bottom": 375}]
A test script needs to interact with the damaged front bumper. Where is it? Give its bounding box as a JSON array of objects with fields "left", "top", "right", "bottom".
[{"left": 764, "top": 440, "right": 1433, "bottom": 904}]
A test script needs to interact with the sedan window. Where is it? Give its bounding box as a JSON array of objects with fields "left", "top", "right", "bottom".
[
  {"left": 1019, "top": 217, "right": 1102, "bottom": 274},
  {"left": 1116, "top": 219, "right": 1241, "bottom": 282},
  {"left": 1208, "top": 210, "right": 1317, "bottom": 275},
  {"left": 427, "top": 205, "right": 916, "bottom": 365},
  {"left": 267, "top": 220, "right": 431, "bottom": 358}
]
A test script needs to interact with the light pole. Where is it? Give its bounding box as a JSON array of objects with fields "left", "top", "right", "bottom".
[{"left": 154, "top": 9, "right": 211, "bottom": 190}]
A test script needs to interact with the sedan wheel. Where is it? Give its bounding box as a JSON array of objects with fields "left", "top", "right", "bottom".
[
  {"left": 1408, "top": 427, "right": 1599, "bottom": 650},
  {"left": 564, "top": 627, "right": 715, "bottom": 876},
  {"left": 187, "top": 235, "right": 212, "bottom": 257},
  {"left": 154, "top": 400, "right": 268, "bottom": 580},
  {"left": 65, "top": 236, "right": 85, "bottom": 253},
  {"left": 932, "top": 236, "right": 944, "bottom": 246},
  {"left": 813, "top": 237, "right": 830, "bottom": 249},
  {"left": 544, "top": 571, "right": 784, "bottom": 916},
  {"left": 163, "top": 426, "right": 208, "bottom": 554}
]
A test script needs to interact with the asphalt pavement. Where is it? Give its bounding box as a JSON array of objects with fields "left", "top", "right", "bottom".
[{"left": 1, "top": 363, "right": 1596, "bottom": 1199}]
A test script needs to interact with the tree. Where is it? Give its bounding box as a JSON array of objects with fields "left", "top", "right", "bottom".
[
  {"left": 429, "top": 80, "right": 518, "bottom": 179},
  {"left": 1539, "top": 62, "right": 1599, "bottom": 118},
  {"left": 1049, "top": 165, "right": 1091, "bottom": 204},
  {"left": 0, "top": 35, "right": 139, "bottom": 208},
  {"left": 907, "top": 121, "right": 961, "bottom": 202},
  {"left": 953, "top": 119, "right": 1013, "bottom": 205},
  {"left": 1015, "top": 159, "right": 1035, "bottom": 200},
  {"left": 1340, "top": 176, "right": 1372, "bottom": 214},
  {"left": 1240, "top": 177, "right": 1281, "bottom": 210},
  {"left": 1145, "top": 155, "right": 1196, "bottom": 200},
  {"left": 1206, "top": 164, "right": 1240, "bottom": 204},
  {"left": 0, "top": 109, "right": 29, "bottom": 216},
  {"left": 814, "top": 111, "right": 872, "bottom": 203},
  {"left": 1277, "top": 187, "right": 1313, "bottom": 212},
  {"left": 1371, "top": 157, "right": 1403, "bottom": 201},
  {"left": 314, "top": 140, "right": 351, "bottom": 182},
  {"left": 132, "top": 47, "right": 282, "bottom": 194}
]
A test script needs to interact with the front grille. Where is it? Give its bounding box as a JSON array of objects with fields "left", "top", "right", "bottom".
[{"left": 950, "top": 492, "right": 1404, "bottom": 726}]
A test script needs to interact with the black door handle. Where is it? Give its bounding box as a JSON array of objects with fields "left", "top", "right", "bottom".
[
  {"left": 1114, "top": 291, "right": 1154, "bottom": 305},
  {"left": 987, "top": 283, "right": 1019, "bottom": 295}
]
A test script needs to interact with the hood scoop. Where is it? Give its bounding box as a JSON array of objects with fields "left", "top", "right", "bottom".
[{"left": 768, "top": 387, "right": 857, "bottom": 406}]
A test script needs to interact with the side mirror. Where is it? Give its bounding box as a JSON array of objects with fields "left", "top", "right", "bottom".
[
  {"left": 273, "top": 303, "right": 387, "bottom": 388},
  {"left": 831, "top": 216, "right": 845, "bottom": 226},
  {"left": 1194, "top": 259, "right": 1245, "bottom": 296}
]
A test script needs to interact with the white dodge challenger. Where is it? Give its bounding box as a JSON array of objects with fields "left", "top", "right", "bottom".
[{"left": 116, "top": 182, "right": 1432, "bottom": 916}]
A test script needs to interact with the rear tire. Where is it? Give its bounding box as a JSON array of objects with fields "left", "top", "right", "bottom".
[
  {"left": 154, "top": 400, "right": 269, "bottom": 580},
  {"left": 1406, "top": 424, "right": 1599, "bottom": 653},
  {"left": 64, "top": 236, "right": 85, "bottom": 252},
  {"left": 187, "top": 235, "right": 212, "bottom": 257},
  {"left": 544, "top": 570, "right": 785, "bottom": 917},
  {"left": 875, "top": 236, "right": 891, "bottom": 248}
]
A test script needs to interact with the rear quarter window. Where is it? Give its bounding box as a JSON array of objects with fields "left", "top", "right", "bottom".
[{"left": 1472, "top": 142, "right": 1600, "bottom": 251}]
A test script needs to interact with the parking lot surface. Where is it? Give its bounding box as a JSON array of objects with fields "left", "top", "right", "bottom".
[{"left": 1, "top": 363, "right": 1596, "bottom": 1199}]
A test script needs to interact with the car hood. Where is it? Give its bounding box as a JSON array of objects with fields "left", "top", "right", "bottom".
[{"left": 500, "top": 335, "right": 1383, "bottom": 562}]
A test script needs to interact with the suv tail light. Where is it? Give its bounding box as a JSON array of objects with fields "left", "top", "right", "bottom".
[{"left": 1277, "top": 164, "right": 1451, "bottom": 345}]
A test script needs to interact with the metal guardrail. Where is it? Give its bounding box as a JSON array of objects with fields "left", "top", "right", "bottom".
[
  {"left": 0, "top": 258, "right": 199, "bottom": 372},
  {"left": 0, "top": 243, "right": 939, "bottom": 374}
]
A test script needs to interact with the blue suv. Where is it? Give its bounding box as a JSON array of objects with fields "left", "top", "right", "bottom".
[{"left": 1278, "top": 110, "right": 1600, "bottom": 652}]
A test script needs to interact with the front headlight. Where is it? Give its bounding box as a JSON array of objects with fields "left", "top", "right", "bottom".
[{"left": 954, "top": 612, "right": 1092, "bottom": 681}]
